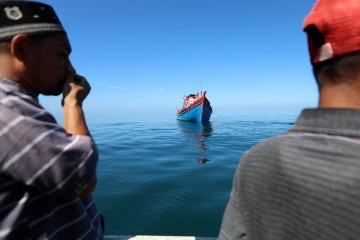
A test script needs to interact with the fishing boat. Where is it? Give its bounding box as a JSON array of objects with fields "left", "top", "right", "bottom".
[{"left": 177, "top": 91, "right": 212, "bottom": 122}]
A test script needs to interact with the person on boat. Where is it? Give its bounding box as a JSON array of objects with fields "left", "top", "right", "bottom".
[
  {"left": 0, "top": 1, "right": 102, "bottom": 239},
  {"left": 219, "top": 0, "right": 360, "bottom": 239},
  {"left": 184, "top": 94, "right": 194, "bottom": 108}
]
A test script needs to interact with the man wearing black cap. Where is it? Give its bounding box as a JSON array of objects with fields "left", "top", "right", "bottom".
[
  {"left": 0, "top": 1, "right": 102, "bottom": 239},
  {"left": 219, "top": 0, "right": 360, "bottom": 239}
]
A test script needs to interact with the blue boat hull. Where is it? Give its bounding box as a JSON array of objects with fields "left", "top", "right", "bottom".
[{"left": 177, "top": 97, "right": 212, "bottom": 122}]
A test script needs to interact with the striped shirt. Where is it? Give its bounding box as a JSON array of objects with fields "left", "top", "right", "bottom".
[
  {"left": 219, "top": 108, "right": 360, "bottom": 240},
  {"left": 0, "top": 77, "right": 103, "bottom": 239}
]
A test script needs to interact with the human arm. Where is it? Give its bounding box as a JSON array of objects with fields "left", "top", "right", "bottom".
[
  {"left": 62, "top": 70, "right": 96, "bottom": 197},
  {"left": 62, "top": 73, "right": 91, "bottom": 136}
]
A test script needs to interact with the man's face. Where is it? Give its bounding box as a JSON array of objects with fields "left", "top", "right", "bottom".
[{"left": 25, "top": 34, "right": 72, "bottom": 96}]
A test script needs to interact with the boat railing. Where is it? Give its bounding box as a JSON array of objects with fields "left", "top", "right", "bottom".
[{"left": 104, "top": 235, "right": 218, "bottom": 240}]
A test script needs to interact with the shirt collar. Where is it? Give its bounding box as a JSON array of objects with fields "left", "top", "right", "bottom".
[
  {"left": 0, "top": 76, "right": 38, "bottom": 100},
  {"left": 292, "top": 108, "right": 360, "bottom": 137}
]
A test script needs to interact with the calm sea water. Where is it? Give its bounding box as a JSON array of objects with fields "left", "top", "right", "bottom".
[{"left": 87, "top": 108, "right": 300, "bottom": 237}]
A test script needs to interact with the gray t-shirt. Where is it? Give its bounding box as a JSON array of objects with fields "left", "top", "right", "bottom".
[
  {"left": 0, "top": 77, "right": 102, "bottom": 239},
  {"left": 219, "top": 108, "right": 360, "bottom": 240}
]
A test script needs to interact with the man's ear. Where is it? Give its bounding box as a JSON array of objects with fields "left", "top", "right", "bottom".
[{"left": 10, "top": 34, "right": 30, "bottom": 61}]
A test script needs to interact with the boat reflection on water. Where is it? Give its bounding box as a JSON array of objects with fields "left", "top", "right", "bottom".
[{"left": 177, "top": 121, "right": 213, "bottom": 164}]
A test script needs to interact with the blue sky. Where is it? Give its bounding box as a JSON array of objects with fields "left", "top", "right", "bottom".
[{"left": 39, "top": 0, "right": 317, "bottom": 116}]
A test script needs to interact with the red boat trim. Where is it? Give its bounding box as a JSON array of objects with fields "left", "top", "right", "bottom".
[{"left": 177, "top": 97, "right": 204, "bottom": 115}]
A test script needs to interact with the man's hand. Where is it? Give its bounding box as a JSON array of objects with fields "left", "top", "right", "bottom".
[
  {"left": 62, "top": 67, "right": 91, "bottom": 137},
  {"left": 62, "top": 68, "right": 91, "bottom": 107}
]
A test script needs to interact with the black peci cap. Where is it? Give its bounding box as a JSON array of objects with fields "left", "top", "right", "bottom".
[{"left": 0, "top": 1, "right": 66, "bottom": 42}]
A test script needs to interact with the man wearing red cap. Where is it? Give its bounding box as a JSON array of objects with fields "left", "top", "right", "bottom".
[
  {"left": 0, "top": 1, "right": 102, "bottom": 239},
  {"left": 219, "top": 0, "right": 360, "bottom": 239}
]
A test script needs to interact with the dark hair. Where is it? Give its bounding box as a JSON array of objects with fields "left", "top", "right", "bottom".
[
  {"left": 0, "top": 33, "right": 60, "bottom": 52},
  {"left": 305, "top": 24, "right": 360, "bottom": 88},
  {"left": 313, "top": 51, "right": 360, "bottom": 88},
  {"left": 0, "top": 41, "right": 7, "bottom": 52}
]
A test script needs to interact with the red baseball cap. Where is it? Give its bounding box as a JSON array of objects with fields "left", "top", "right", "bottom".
[{"left": 303, "top": 0, "right": 360, "bottom": 65}]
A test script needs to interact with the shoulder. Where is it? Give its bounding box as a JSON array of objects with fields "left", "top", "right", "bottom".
[
  {"left": 241, "top": 133, "right": 291, "bottom": 164},
  {"left": 235, "top": 133, "right": 293, "bottom": 188}
]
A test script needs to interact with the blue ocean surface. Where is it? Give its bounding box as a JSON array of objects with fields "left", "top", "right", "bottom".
[{"left": 88, "top": 108, "right": 300, "bottom": 237}]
